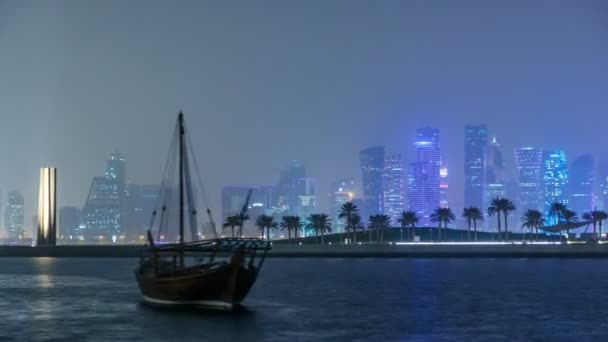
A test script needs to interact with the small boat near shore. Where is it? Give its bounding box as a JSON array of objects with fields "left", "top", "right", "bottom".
[{"left": 134, "top": 112, "right": 270, "bottom": 310}]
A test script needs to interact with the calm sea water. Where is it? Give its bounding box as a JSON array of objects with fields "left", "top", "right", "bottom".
[{"left": 0, "top": 258, "right": 607, "bottom": 341}]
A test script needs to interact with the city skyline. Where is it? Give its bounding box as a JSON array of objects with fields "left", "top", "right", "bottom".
[{"left": 1, "top": 1, "right": 608, "bottom": 232}]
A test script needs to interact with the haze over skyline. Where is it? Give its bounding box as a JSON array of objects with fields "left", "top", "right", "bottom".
[{"left": 1, "top": 0, "right": 607, "bottom": 224}]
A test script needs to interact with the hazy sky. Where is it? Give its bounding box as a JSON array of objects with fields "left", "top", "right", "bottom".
[{"left": 1, "top": 0, "right": 607, "bottom": 225}]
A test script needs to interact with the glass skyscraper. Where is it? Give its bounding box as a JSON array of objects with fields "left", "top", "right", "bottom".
[
  {"left": 277, "top": 161, "right": 306, "bottom": 215},
  {"left": 360, "top": 146, "right": 385, "bottom": 219},
  {"left": 384, "top": 154, "right": 405, "bottom": 221},
  {"left": 4, "top": 190, "right": 24, "bottom": 240},
  {"left": 464, "top": 125, "right": 488, "bottom": 209},
  {"left": 485, "top": 137, "right": 506, "bottom": 209},
  {"left": 569, "top": 154, "right": 595, "bottom": 216},
  {"left": 329, "top": 177, "right": 355, "bottom": 233},
  {"left": 440, "top": 161, "right": 449, "bottom": 208},
  {"left": 542, "top": 150, "right": 568, "bottom": 225},
  {"left": 408, "top": 127, "right": 440, "bottom": 225},
  {"left": 514, "top": 147, "right": 544, "bottom": 211}
]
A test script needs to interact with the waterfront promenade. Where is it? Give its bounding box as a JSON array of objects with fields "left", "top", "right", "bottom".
[{"left": 1, "top": 241, "right": 608, "bottom": 258}]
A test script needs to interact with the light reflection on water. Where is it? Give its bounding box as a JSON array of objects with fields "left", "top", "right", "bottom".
[{"left": 0, "top": 258, "right": 607, "bottom": 341}]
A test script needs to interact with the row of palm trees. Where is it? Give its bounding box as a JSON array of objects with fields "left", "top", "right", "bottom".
[{"left": 223, "top": 197, "right": 608, "bottom": 243}]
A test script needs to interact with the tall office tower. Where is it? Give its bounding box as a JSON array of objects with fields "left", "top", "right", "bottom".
[
  {"left": 514, "top": 148, "right": 544, "bottom": 212},
  {"left": 36, "top": 167, "right": 57, "bottom": 246},
  {"left": 360, "top": 146, "right": 385, "bottom": 217},
  {"left": 464, "top": 125, "right": 488, "bottom": 209},
  {"left": 140, "top": 184, "right": 161, "bottom": 232},
  {"left": 329, "top": 177, "right": 355, "bottom": 233},
  {"left": 58, "top": 206, "right": 81, "bottom": 240},
  {"left": 599, "top": 161, "right": 608, "bottom": 210},
  {"left": 4, "top": 190, "right": 24, "bottom": 240},
  {"left": 542, "top": 150, "right": 568, "bottom": 225},
  {"left": 440, "top": 161, "right": 449, "bottom": 208},
  {"left": 122, "top": 183, "right": 144, "bottom": 240},
  {"left": 408, "top": 127, "right": 440, "bottom": 225},
  {"left": 277, "top": 161, "right": 306, "bottom": 214},
  {"left": 82, "top": 176, "right": 121, "bottom": 241},
  {"left": 569, "top": 154, "right": 595, "bottom": 215},
  {"left": 295, "top": 178, "right": 318, "bottom": 218},
  {"left": 484, "top": 137, "right": 506, "bottom": 208},
  {"left": 106, "top": 151, "right": 126, "bottom": 193},
  {"left": 384, "top": 154, "right": 406, "bottom": 221}
]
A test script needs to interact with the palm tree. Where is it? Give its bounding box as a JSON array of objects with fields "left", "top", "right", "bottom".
[
  {"left": 583, "top": 211, "right": 597, "bottom": 237},
  {"left": 521, "top": 209, "right": 544, "bottom": 241},
  {"left": 349, "top": 214, "right": 363, "bottom": 243},
  {"left": 255, "top": 214, "right": 277, "bottom": 241},
  {"left": 222, "top": 215, "right": 239, "bottom": 238},
  {"left": 562, "top": 209, "right": 578, "bottom": 236},
  {"left": 430, "top": 207, "right": 455, "bottom": 241},
  {"left": 549, "top": 202, "right": 567, "bottom": 226},
  {"left": 398, "top": 210, "right": 419, "bottom": 241},
  {"left": 488, "top": 197, "right": 502, "bottom": 240},
  {"left": 430, "top": 208, "right": 442, "bottom": 241},
  {"left": 235, "top": 212, "right": 250, "bottom": 238},
  {"left": 280, "top": 216, "right": 301, "bottom": 243},
  {"left": 338, "top": 202, "right": 359, "bottom": 244},
  {"left": 462, "top": 206, "right": 483, "bottom": 241},
  {"left": 368, "top": 214, "right": 391, "bottom": 243},
  {"left": 306, "top": 214, "right": 332, "bottom": 244},
  {"left": 497, "top": 198, "right": 516, "bottom": 240},
  {"left": 596, "top": 210, "right": 608, "bottom": 239}
]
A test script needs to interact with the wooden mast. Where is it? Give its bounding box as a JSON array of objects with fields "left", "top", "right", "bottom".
[{"left": 178, "top": 112, "right": 185, "bottom": 268}]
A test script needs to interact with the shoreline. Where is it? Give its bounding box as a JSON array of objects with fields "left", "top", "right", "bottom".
[{"left": 1, "top": 243, "right": 608, "bottom": 258}]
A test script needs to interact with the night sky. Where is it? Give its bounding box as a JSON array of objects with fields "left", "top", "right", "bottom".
[{"left": 1, "top": 0, "right": 607, "bottom": 226}]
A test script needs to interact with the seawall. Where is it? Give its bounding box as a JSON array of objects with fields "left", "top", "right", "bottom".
[{"left": 1, "top": 243, "right": 608, "bottom": 258}]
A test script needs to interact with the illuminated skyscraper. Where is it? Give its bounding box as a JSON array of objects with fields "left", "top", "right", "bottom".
[
  {"left": 295, "top": 178, "right": 318, "bottom": 218},
  {"left": 384, "top": 154, "right": 405, "bottom": 220},
  {"left": 106, "top": 151, "right": 126, "bottom": 193},
  {"left": 464, "top": 125, "right": 487, "bottom": 208},
  {"left": 599, "top": 161, "right": 608, "bottom": 210},
  {"left": 82, "top": 176, "right": 121, "bottom": 241},
  {"left": 36, "top": 167, "right": 57, "bottom": 246},
  {"left": 360, "top": 146, "right": 385, "bottom": 217},
  {"left": 408, "top": 127, "right": 441, "bottom": 224},
  {"left": 440, "top": 161, "right": 449, "bottom": 208},
  {"left": 514, "top": 147, "right": 544, "bottom": 211},
  {"left": 58, "top": 206, "right": 81, "bottom": 240},
  {"left": 484, "top": 137, "right": 506, "bottom": 208},
  {"left": 329, "top": 177, "right": 355, "bottom": 233},
  {"left": 4, "top": 190, "right": 24, "bottom": 240},
  {"left": 569, "top": 154, "right": 595, "bottom": 215},
  {"left": 542, "top": 150, "right": 568, "bottom": 225},
  {"left": 277, "top": 161, "right": 305, "bottom": 214}
]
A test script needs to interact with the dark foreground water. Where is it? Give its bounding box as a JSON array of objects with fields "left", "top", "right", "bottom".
[{"left": 0, "top": 258, "right": 607, "bottom": 341}]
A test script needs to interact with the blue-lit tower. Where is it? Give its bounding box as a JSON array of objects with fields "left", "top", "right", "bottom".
[
  {"left": 464, "top": 125, "right": 488, "bottom": 209},
  {"left": 360, "top": 146, "right": 385, "bottom": 219},
  {"left": 569, "top": 154, "right": 595, "bottom": 216},
  {"left": 408, "top": 127, "right": 440, "bottom": 225},
  {"left": 514, "top": 147, "right": 544, "bottom": 212},
  {"left": 384, "top": 154, "right": 406, "bottom": 221},
  {"left": 542, "top": 150, "right": 568, "bottom": 225}
]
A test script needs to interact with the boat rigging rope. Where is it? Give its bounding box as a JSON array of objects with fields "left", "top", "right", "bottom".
[{"left": 186, "top": 131, "right": 218, "bottom": 239}]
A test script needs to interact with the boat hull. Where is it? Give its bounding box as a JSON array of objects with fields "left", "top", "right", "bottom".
[{"left": 135, "top": 262, "right": 259, "bottom": 310}]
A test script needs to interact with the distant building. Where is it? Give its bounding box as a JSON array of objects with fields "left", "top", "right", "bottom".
[
  {"left": 514, "top": 147, "right": 544, "bottom": 212},
  {"left": 360, "top": 146, "right": 385, "bottom": 217},
  {"left": 408, "top": 127, "right": 441, "bottom": 225},
  {"left": 569, "top": 154, "right": 595, "bottom": 216},
  {"left": 221, "top": 185, "right": 278, "bottom": 236},
  {"left": 82, "top": 176, "right": 121, "bottom": 241},
  {"left": 542, "top": 150, "right": 568, "bottom": 225},
  {"left": 277, "top": 161, "right": 305, "bottom": 215},
  {"left": 58, "top": 206, "right": 81, "bottom": 240},
  {"left": 4, "top": 190, "right": 24, "bottom": 240},
  {"left": 329, "top": 178, "right": 355, "bottom": 233},
  {"left": 464, "top": 125, "right": 487, "bottom": 209},
  {"left": 82, "top": 152, "right": 128, "bottom": 242},
  {"left": 384, "top": 154, "right": 406, "bottom": 221},
  {"left": 440, "top": 161, "right": 449, "bottom": 208},
  {"left": 484, "top": 137, "right": 506, "bottom": 209},
  {"left": 599, "top": 161, "right": 608, "bottom": 210},
  {"left": 295, "top": 178, "right": 318, "bottom": 218}
]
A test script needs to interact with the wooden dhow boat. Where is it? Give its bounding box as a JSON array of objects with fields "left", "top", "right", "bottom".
[{"left": 134, "top": 112, "right": 270, "bottom": 310}]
